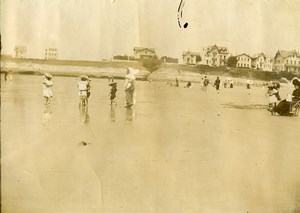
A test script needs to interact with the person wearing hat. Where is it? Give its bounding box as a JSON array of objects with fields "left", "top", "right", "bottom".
[
  {"left": 42, "top": 73, "right": 53, "bottom": 105},
  {"left": 109, "top": 81, "right": 117, "bottom": 105},
  {"left": 214, "top": 77, "right": 221, "bottom": 91},
  {"left": 124, "top": 67, "right": 138, "bottom": 108},
  {"left": 78, "top": 75, "right": 91, "bottom": 106},
  {"left": 202, "top": 76, "right": 209, "bottom": 91},
  {"left": 272, "top": 78, "right": 300, "bottom": 115}
]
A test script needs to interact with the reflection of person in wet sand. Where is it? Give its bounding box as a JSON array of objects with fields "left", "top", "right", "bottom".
[
  {"left": 110, "top": 104, "right": 117, "bottom": 122},
  {"left": 42, "top": 103, "right": 52, "bottom": 125},
  {"left": 79, "top": 104, "right": 89, "bottom": 125},
  {"left": 125, "top": 108, "right": 135, "bottom": 122},
  {"left": 42, "top": 73, "right": 53, "bottom": 105},
  {"left": 124, "top": 67, "right": 138, "bottom": 108}
]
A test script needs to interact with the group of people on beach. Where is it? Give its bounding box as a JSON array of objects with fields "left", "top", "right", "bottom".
[
  {"left": 267, "top": 78, "right": 300, "bottom": 116},
  {"left": 41, "top": 67, "right": 138, "bottom": 109}
]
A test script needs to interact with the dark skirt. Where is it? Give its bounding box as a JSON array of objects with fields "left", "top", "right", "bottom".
[{"left": 273, "top": 100, "right": 290, "bottom": 116}]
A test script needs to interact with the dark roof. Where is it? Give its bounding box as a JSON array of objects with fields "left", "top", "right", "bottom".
[
  {"left": 275, "top": 50, "right": 299, "bottom": 58},
  {"left": 252, "top": 52, "right": 265, "bottom": 59},
  {"left": 206, "top": 45, "right": 229, "bottom": 54},
  {"left": 134, "top": 47, "right": 156, "bottom": 54},
  {"left": 182, "top": 51, "right": 201, "bottom": 56},
  {"left": 236, "top": 53, "right": 251, "bottom": 58}
]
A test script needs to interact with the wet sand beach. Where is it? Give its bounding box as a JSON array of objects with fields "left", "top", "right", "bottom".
[{"left": 1, "top": 75, "right": 300, "bottom": 213}]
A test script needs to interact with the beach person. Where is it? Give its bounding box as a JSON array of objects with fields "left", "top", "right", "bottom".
[
  {"left": 185, "top": 81, "right": 192, "bottom": 88},
  {"left": 266, "top": 84, "right": 279, "bottom": 112},
  {"left": 109, "top": 82, "right": 117, "bottom": 104},
  {"left": 124, "top": 67, "right": 138, "bottom": 108},
  {"left": 272, "top": 78, "right": 300, "bottom": 115},
  {"left": 230, "top": 80, "right": 234, "bottom": 88},
  {"left": 203, "top": 76, "right": 209, "bottom": 91},
  {"left": 246, "top": 79, "right": 251, "bottom": 89},
  {"left": 175, "top": 78, "right": 179, "bottom": 87},
  {"left": 78, "top": 75, "right": 91, "bottom": 106},
  {"left": 42, "top": 73, "right": 53, "bottom": 105},
  {"left": 214, "top": 77, "right": 221, "bottom": 91},
  {"left": 272, "top": 81, "right": 281, "bottom": 101},
  {"left": 4, "top": 72, "right": 8, "bottom": 81}
]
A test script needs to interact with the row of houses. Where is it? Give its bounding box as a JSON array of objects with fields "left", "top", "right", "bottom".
[
  {"left": 182, "top": 45, "right": 300, "bottom": 74},
  {"left": 14, "top": 46, "right": 58, "bottom": 60},
  {"left": 13, "top": 45, "right": 300, "bottom": 74}
]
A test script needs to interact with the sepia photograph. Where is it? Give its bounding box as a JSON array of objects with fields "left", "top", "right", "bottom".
[{"left": 1, "top": 0, "right": 300, "bottom": 212}]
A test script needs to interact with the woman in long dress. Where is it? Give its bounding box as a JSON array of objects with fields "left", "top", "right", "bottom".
[
  {"left": 272, "top": 78, "right": 300, "bottom": 115},
  {"left": 124, "top": 67, "right": 138, "bottom": 108}
]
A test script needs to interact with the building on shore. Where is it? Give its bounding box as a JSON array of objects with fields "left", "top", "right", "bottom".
[
  {"left": 263, "top": 56, "right": 273, "bottom": 72},
  {"left": 14, "top": 46, "right": 27, "bottom": 58},
  {"left": 201, "top": 45, "right": 229, "bottom": 67},
  {"left": 236, "top": 53, "right": 252, "bottom": 68},
  {"left": 45, "top": 48, "right": 58, "bottom": 60},
  {"left": 161, "top": 56, "right": 178, "bottom": 64},
  {"left": 273, "top": 50, "right": 300, "bottom": 73},
  {"left": 182, "top": 51, "right": 201, "bottom": 65},
  {"left": 251, "top": 53, "right": 273, "bottom": 71},
  {"left": 133, "top": 47, "right": 156, "bottom": 60}
]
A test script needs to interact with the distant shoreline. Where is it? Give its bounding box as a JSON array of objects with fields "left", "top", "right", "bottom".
[{"left": 1, "top": 57, "right": 299, "bottom": 85}]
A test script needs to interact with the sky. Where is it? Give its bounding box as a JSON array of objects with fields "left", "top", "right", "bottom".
[{"left": 1, "top": 0, "right": 300, "bottom": 61}]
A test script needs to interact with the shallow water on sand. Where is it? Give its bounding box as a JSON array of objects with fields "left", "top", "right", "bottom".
[{"left": 1, "top": 74, "right": 300, "bottom": 213}]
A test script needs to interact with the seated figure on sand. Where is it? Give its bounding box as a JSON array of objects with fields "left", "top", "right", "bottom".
[{"left": 271, "top": 78, "right": 300, "bottom": 116}]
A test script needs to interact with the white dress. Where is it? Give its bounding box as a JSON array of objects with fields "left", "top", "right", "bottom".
[{"left": 43, "top": 79, "right": 53, "bottom": 98}]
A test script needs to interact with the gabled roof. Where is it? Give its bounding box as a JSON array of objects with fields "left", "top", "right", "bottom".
[
  {"left": 206, "top": 45, "right": 229, "bottom": 54},
  {"left": 275, "top": 50, "right": 299, "bottom": 58},
  {"left": 236, "top": 53, "right": 251, "bottom": 58},
  {"left": 252, "top": 52, "right": 266, "bottom": 59},
  {"left": 182, "top": 51, "right": 201, "bottom": 56},
  {"left": 134, "top": 47, "right": 156, "bottom": 54}
]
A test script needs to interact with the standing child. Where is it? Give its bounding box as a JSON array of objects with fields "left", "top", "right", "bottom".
[
  {"left": 267, "top": 85, "right": 278, "bottom": 113},
  {"left": 42, "top": 73, "right": 53, "bottom": 105},
  {"left": 109, "top": 82, "right": 117, "bottom": 105},
  {"left": 203, "top": 76, "right": 209, "bottom": 91}
]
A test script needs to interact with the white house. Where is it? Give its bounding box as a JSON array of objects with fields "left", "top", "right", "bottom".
[
  {"left": 273, "top": 50, "right": 299, "bottom": 72},
  {"left": 45, "top": 48, "right": 58, "bottom": 60},
  {"left": 236, "top": 53, "right": 251, "bottom": 68},
  {"left": 133, "top": 47, "right": 156, "bottom": 59},
  {"left": 285, "top": 52, "right": 300, "bottom": 74},
  {"left": 182, "top": 51, "right": 201, "bottom": 65},
  {"left": 251, "top": 53, "right": 273, "bottom": 71},
  {"left": 14, "top": 46, "right": 27, "bottom": 58},
  {"left": 201, "top": 45, "right": 229, "bottom": 67},
  {"left": 263, "top": 56, "right": 273, "bottom": 72}
]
